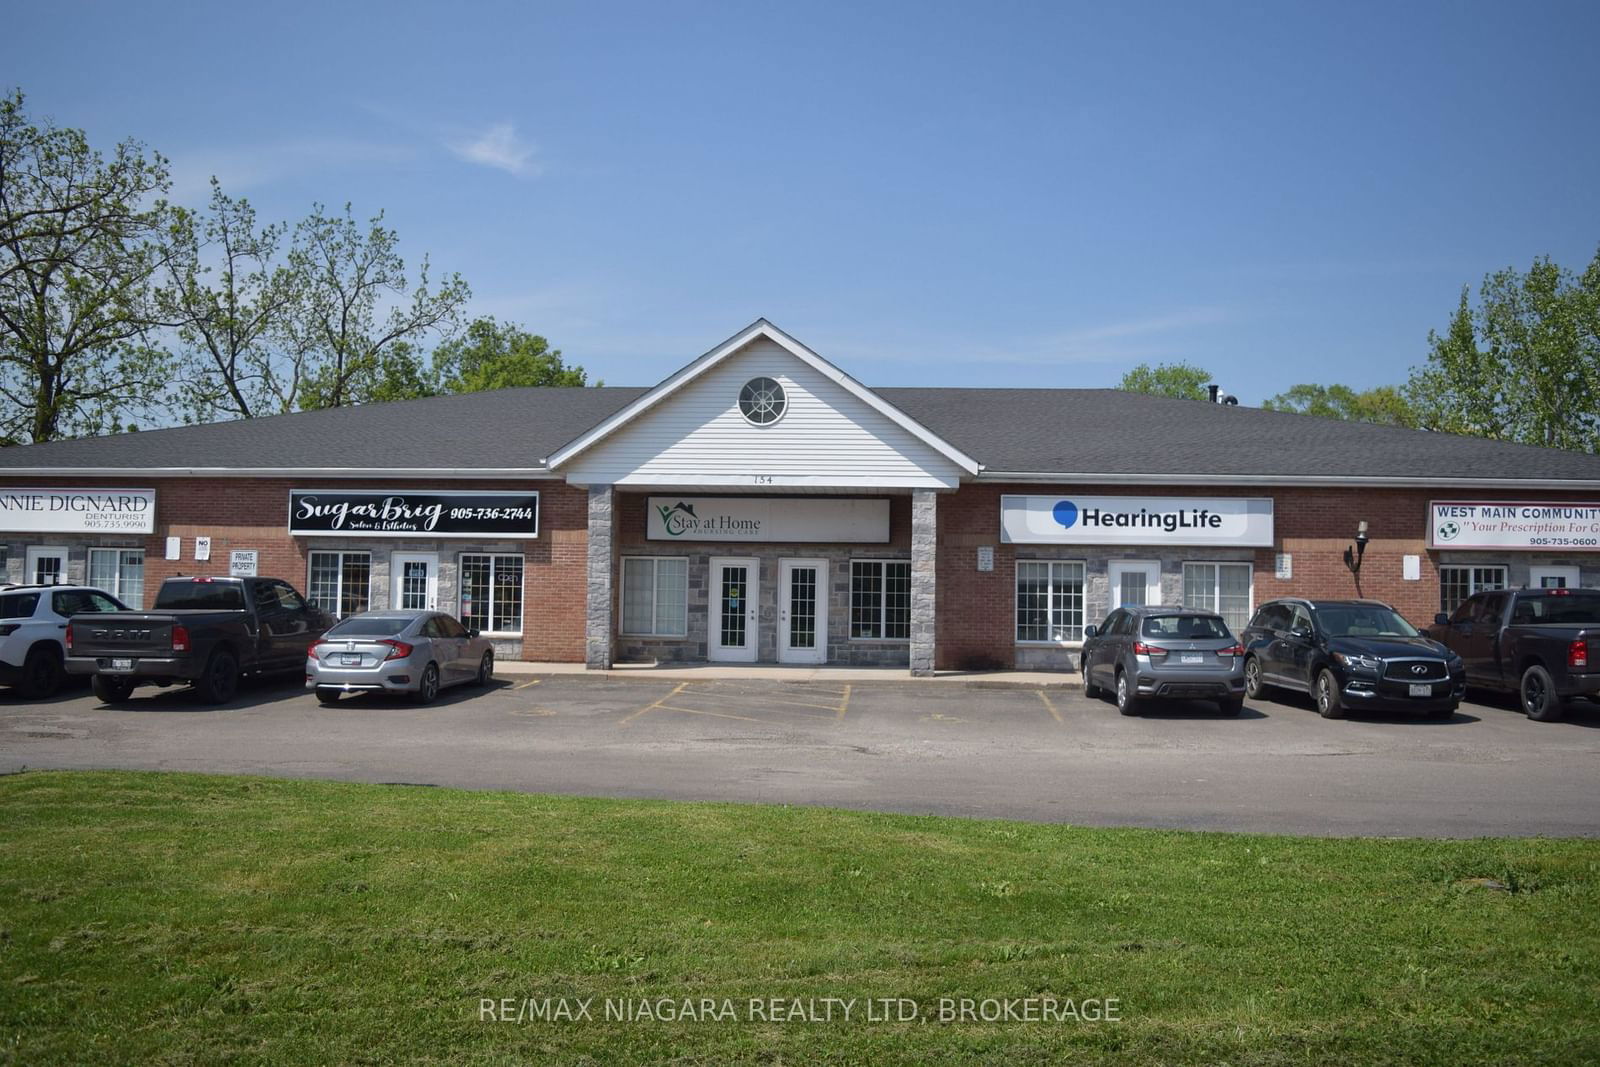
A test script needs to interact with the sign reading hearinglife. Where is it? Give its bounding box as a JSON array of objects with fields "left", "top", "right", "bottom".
[
  {"left": 289, "top": 491, "right": 539, "bottom": 538},
  {"left": 1001, "top": 495, "right": 1274, "bottom": 546},
  {"left": 647, "top": 497, "right": 889, "bottom": 542},
  {"left": 0, "top": 488, "right": 155, "bottom": 534},
  {"left": 1430, "top": 501, "right": 1600, "bottom": 551}
]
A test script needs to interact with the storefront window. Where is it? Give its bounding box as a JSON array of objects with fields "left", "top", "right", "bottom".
[
  {"left": 307, "top": 551, "right": 371, "bottom": 618},
  {"left": 621, "top": 556, "right": 688, "bottom": 636},
  {"left": 1182, "top": 562, "right": 1252, "bottom": 632},
  {"left": 88, "top": 548, "right": 145, "bottom": 609},
  {"left": 1439, "top": 565, "right": 1507, "bottom": 614},
  {"left": 851, "top": 560, "right": 910, "bottom": 640},
  {"left": 460, "top": 554, "right": 523, "bottom": 634},
  {"left": 1016, "top": 560, "right": 1085, "bottom": 642}
]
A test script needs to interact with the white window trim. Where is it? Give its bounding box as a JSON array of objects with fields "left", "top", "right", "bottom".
[
  {"left": 849, "top": 558, "right": 912, "bottom": 643},
  {"left": 1181, "top": 560, "right": 1254, "bottom": 629},
  {"left": 459, "top": 552, "right": 525, "bottom": 637},
  {"left": 1439, "top": 563, "right": 1509, "bottom": 612},
  {"left": 306, "top": 550, "right": 373, "bottom": 619},
  {"left": 619, "top": 555, "right": 690, "bottom": 638},
  {"left": 1014, "top": 558, "right": 1088, "bottom": 646},
  {"left": 88, "top": 546, "right": 145, "bottom": 608}
]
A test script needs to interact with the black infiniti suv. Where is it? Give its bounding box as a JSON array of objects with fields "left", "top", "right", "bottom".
[{"left": 1240, "top": 598, "right": 1465, "bottom": 719}]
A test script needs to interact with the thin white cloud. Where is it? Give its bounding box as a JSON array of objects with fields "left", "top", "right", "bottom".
[{"left": 449, "top": 122, "right": 541, "bottom": 178}]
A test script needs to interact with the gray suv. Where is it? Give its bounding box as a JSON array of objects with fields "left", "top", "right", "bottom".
[{"left": 1081, "top": 605, "right": 1247, "bottom": 715}]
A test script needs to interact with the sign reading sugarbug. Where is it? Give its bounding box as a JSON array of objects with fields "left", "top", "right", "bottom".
[
  {"left": 1430, "top": 500, "right": 1600, "bottom": 551},
  {"left": 0, "top": 488, "right": 155, "bottom": 534},
  {"left": 1001, "top": 495, "right": 1274, "bottom": 546},
  {"left": 289, "top": 490, "right": 539, "bottom": 538},
  {"left": 647, "top": 497, "right": 889, "bottom": 542}
]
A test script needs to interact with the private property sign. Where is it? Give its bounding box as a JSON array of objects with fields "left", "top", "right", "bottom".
[
  {"left": 646, "top": 497, "right": 889, "bottom": 542},
  {"left": 0, "top": 488, "right": 155, "bottom": 534},
  {"left": 289, "top": 490, "right": 540, "bottom": 538},
  {"left": 1430, "top": 501, "right": 1600, "bottom": 551},
  {"left": 1001, "top": 495, "right": 1274, "bottom": 546}
]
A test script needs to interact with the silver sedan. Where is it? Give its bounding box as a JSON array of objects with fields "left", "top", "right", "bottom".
[{"left": 306, "top": 610, "right": 495, "bottom": 705}]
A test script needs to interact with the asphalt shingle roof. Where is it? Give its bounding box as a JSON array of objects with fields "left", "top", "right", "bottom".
[{"left": 1, "top": 383, "right": 1597, "bottom": 484}]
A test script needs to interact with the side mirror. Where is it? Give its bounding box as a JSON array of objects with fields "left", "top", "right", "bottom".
[
  {"left": 1433, "top": 612, "right": 1450, "bottom": 627},
  {"left": 1289, "top": 626, "right": 1313, "bottom": 641},
  {"left": 1083, "top": 624, "right": 1098, "bottom": 639},
  {"left": 469, "top": 628, "right": 480, "bottom": 639}
]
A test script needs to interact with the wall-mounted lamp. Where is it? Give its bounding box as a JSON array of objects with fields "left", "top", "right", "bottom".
[{"left": 1343, "top": 520, "right": 1369, "bottom": 593}]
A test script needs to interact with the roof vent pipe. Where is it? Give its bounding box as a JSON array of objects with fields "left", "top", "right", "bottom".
[{"left": 1207, "top": 384, "right": 1220, "bottom": 403}]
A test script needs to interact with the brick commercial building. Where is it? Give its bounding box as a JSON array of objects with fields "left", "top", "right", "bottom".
[{"left": 4, "top": 319, "right": 1600, "bottom": 675}]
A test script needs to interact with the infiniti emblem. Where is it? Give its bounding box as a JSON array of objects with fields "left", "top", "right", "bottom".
[{"left": 1411, "top": 664, "right": 1428, "bottom": 675}]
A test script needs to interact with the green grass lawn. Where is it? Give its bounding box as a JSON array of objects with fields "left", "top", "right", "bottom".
[{"left": 1, "top": 771, "right": 1598, "bottom": 1065}]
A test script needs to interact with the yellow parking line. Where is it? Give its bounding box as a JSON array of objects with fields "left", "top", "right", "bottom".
[
  {"left": 655, "top": 704, "right": 766, "bottom": 724},
  {"left": 1037, "top": 689, "right": 1063, "bottom": 724},
  {"left": 511, "top": 678, "right": 542, "bottom": 691},
  {"left": 620, "top": 681, "right": 689, "bottom": 726},
  {"left": 837, "top": 684, "right": 851, "bottom": 721}
]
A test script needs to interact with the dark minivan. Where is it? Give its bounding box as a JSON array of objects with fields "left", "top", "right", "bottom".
[{"left": 1241, "top": 598, "right": 1464, "bottom": 719}]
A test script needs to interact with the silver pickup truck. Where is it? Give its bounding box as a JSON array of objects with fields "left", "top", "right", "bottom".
[{"left": 65, "top": 576, "right": 333, "bottom": 705}]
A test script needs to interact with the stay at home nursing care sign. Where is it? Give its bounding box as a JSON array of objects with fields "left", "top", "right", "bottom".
[
  {"left": 1000, "top": 495, "right": 1274, "bottom": 547},
  {"left": 0, "top": 488, "right": 155, "bottom": 534},
  {"left": 1430, "top": 501, "right": 1600, "bottom": 551},
  {"left": 647, "top": 497, "right": 889, "bottom": 542}
]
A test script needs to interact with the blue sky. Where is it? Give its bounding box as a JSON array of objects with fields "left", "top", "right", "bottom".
[{"left": 5, "top": 0, "right": 1597, "bottom": 402}]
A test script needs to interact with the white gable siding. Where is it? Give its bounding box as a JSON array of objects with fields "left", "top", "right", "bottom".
[{"left": 559, "top": 339, "right": 965, "bottom": 488}]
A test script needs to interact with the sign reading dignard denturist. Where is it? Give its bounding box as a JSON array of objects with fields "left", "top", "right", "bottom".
[
  {"left": 1001, "top": 495, "right": 1274, "bottom": 546},
  {"left": 647, "top": 497, "right": 889, "bottom": 542},
  {"left": 0, "top": 488, "right": 155, "bottom": 534},
  {"left": 289, "top": 490, "right": 539, "bottom": 538},
  {"left": 1430, "top": 501, "right": 1600, "bottom": 551}
]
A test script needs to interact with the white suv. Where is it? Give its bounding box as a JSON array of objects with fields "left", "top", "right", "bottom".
[{"left": 0, "top": 585, "right": 129, "bottom": 699}]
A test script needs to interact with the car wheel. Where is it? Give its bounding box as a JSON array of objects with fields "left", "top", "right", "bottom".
[
  {"left": 1219, "top": 696, "right": 1245, "bottom": 716},
  {"left": 194, "top": 649, "right": 239, "bottom": 705},
  {"left": 1081, "top": 662, "right": 1101, "bottom": 699},
  {"left": 476, "top": 651, "right": 494, "bottom": 687},
  {"left": 91, "top": 674, "right": 136, "bottom": 705},
  {"left": 316, "top": 688, "right": 342, "bottom": 707},
  {"left": 1315, "top": 669, "right": 1346, "bottom": 719},
  {"left": 1521, "top": 665, "right": 1564, "bottom": 722},
  {"left": 1243, "top": 656, "right": 1268, "bottom": 700},
  {"left": 18, "top": 646, "right": 65, "bottom": 700},
  {"left": 1115, "top": 670, "right": 1140, "bottom": 716},
  {"left": 413, "top": 663, "right": 440, "bottom": 705}
]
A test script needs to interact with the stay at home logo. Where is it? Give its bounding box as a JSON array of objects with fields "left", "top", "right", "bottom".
[
  {"left": 1051, "top": 499, "right": 1223, "bottom": 534},
  {"left": 656, "top": 501, "right": 761, "bottom": 538}
]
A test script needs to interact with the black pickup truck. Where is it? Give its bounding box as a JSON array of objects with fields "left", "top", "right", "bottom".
[
  {"left": 1426, "top": 587, "right": 1600, "bottom": 722},
  {"left": 65, "top": 576, "right": 333, "bottom": 705}
]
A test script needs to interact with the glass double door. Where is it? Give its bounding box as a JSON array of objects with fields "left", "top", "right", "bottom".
[{"left": 708, "top": 557, "right": 828, "bottom": 665}]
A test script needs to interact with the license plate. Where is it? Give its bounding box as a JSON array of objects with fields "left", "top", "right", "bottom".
[
  {"left": 1180, "top": 654, "right": 1204, "bottom": 664},
  {"left": 1409, "top": 683, "right": 1433, "bottom": 697},
  {"left": 109, "top": 658, "right": 134, "bottom": 672},
  {"left": 340, "top": 653, "right": 362, "bottom": 666}
]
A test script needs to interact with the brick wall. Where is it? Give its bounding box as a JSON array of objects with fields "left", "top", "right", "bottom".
[
  {"left": 936, "top": 483, "right": 1600, "bottom": 671},
  {"left": 0, "top": 476, "right": 588, "bottom": 662}
]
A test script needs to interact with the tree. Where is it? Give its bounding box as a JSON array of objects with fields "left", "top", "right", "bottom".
[
  {"left": 282, "top": 203, "right": 470, "bottom": 410},
  {"left": 432, "top": 316, "right": 591, "bottom": 393},
  {"left": 0, "top": 90, "right": 173, "bottom": 443},
  {"left": 1408, "top": 248, "right": 1600, "bottom": 451},
  {"left": 1261, "top": 383, "right": 1416, "bottom": 427},
  {"left": 158, "top": 178, "right": 294, "bottom": 421},
  {"left": 1117, "top": 361, "right": 1212, "bottom": 401}
]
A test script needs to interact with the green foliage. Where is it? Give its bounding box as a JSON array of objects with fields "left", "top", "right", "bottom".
[
  {"left": 432, "top": 316, "right": 591, "bottom": 393},
  {"left": 1261, "top": 383, "right": 1417, "bottom": 427},
  {"left": 0, "top": 90, "right": 174, "bottom": 443},
  {"left": 1408, "top": 248, "right": 1600, "bottom": 451},
  {"left": 1117, "top": 360, "right": 1212, "bottom": 401}
]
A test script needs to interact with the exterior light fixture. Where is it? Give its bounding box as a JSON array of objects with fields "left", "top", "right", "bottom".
[{"left": 1343, "top": 520, "right": 1370, "bottom": 593}]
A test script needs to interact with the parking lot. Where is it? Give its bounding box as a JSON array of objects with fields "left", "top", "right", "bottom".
[{"left": 3, "top": 673, "right": 1598, "bottom": 837}]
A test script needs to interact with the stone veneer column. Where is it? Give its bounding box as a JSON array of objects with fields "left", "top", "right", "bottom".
[
  {"left": 910, "top": 489, "right": 938, "bottom": 677},
  {"left": 585, "top": 485, "right": 614, "bottom": 669}
]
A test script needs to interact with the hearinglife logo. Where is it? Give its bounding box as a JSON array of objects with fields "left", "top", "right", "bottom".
[{"left": 1051, "top": 499, "right": 1225, "bottom": 533}]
